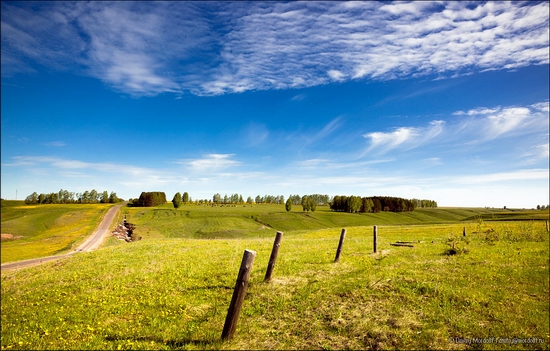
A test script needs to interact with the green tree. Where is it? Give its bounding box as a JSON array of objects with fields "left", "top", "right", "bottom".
[
  {"left": 25, "top": 192, "right": 39, "bottom": 204},
  {"left": 347, "top": 196, "right": 361, "bottom": 213},
  {"left": 285, "top": 198, "right": 292, "bottom": 212},
  {"left": 213, "top": 193, "right": 221, "bottom": 204},
  {"left": 255, "top": 195, "right": 261, "bottom": 204},
  {"left": 90, "top": 189, "right": 98, "bottom": 203},
  {"left": 247, "top": 196, "right": 253, "bottom": 204},
  {"left": 138, "top": 192, "right": 167, "bottom": 207},
  {"left": 301, "top": 195, "right": 310, "bottom": 211},
  {"left": 308, "top": 196, "right": 316, "bottom": 212},
  {"left": 172, "top": 192, "right": 182, "bottom": 209},
  {"left": 109, "top": 192, "right": 119, "bottom": 203},
  {"left": 373, "top": 198, "right": 382, "bottom": 213},
  {"left": 100, "top": 191, "right": 109, "bottom": 203},
  {"left": 182, "top": 192, "right": 189, "bottom": 203}
]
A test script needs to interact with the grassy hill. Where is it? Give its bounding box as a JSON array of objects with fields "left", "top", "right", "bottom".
[
  {"left": 1, "top": 200, "right": 116, "bottom": 263},
  {"left": 1, "top": 220, "right": 548, "bottom": 350},
  {"left": 121, "top": 203, "right": 547, "bottom": 240}
]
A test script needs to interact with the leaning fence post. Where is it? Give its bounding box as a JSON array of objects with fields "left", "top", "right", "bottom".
[
  {"left": 334, "top": 228, "right": 347, "bottom": 263},
  {"left": 264, "top": 231, "right": 283, "bottom": 282},
  {"left": 222, "top": 249, "right": 256, "bottom": 340},
  {"left": 373, "top": 226, "right": 378, "bottom": 253}
]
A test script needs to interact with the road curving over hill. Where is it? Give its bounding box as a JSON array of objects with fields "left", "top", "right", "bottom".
[{"left": 0, "top": 202, "right": 126, "bottom": 272}]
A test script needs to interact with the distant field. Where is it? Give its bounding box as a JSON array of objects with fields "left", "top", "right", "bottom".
[
  {"left": 2, "top": 201, "right": 547, "bottom": 264},
  {"left": 1, "top": 219, "right": 548, "bottom": 350},
  {"left": 120, "top": 203, "right": 549, "bottom": 240},
  {"left": 1, "top": 200, "right": 116, "bottom": 263}
]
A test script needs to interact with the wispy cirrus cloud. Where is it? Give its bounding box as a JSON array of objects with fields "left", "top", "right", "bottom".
[
  {"left": 2, "top": 1, "right": 548, "bottom": 96},
  {"left": 185, "top": 154, "right": 241, "bottom": 173},
  {"left": 362, "top": 101, "right": 549, "bottom": 155},
  {"left": 362, "top": 120, "right": 445, "bottom": 154},
  {"left": 451, "top": 169, "right": 549, "bottom": 185},
  {"left": 43, "top": 141, "right": 66, "bottom": 147},
  {"left": 2, "top": 155, "right": 181, "bottom": 187},
  {"left": 4, "top": 156, "right": 149, "bottom": 174},
  {"left": 454, "top": 102, "right": 549, "bottom": 141}
]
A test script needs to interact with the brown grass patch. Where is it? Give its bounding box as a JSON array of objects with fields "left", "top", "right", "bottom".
[{"left": 1, "top": 233, "right": 23, "bottom": 242}]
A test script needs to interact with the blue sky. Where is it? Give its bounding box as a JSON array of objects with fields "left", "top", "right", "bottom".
[{"left": 1, "top": 1, "right": 549, "bottom": 208}]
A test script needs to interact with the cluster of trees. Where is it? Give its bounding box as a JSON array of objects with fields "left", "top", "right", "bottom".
[
  {"left": 129, "top": 192, "right": 167, "bottom": 207},
  {"left": 24, "top": 189, "right": 122, "bottom": 204},
  {"left": 169, "top": 193, "right": 332, "bottom": 207},
  {"left": 330, "top": 196, "right": 437, "bottom": 213},
  {"left": 287, "top": 194, "right": 330, "bottom": 206},
  {"left": 213, "top": 193, "right": 247, "bottom": 204},
  {"left": 284, "top": 194, "right": 332, "bottom": 212},
  {"left": 209, "top": 193, "right": 287, "bottom": 205},
  {"left": 171, "top": 192, "right": 190, "bottom": 208},
  {"left": 536, "top": 205, "right": 549, "bottom": 210}
]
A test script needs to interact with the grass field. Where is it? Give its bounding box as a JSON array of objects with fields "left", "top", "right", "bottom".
[
  {"left": 119, "top": 202, "right": 548, "bottom": 240},
  {"left": 1, "top": 200, "right": 116, "bottom": 263},
  {"left": 1, "top": 202, "right": 549, "bottom": 350}
]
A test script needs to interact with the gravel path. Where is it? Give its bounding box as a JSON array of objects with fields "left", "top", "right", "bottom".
[{"left": 0, "top": 202, "right": 125, "bottom": 272}]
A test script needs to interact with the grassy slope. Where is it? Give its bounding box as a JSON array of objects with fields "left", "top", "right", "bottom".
[
  {"left": 122, "top": 203, "right": 547, "bottom": 240},
  {"left": 1, "top": 221, "right": 548, "bottom": 350},
  {"left": 1, "top": 201, "right": 115, "bottom": 263}
]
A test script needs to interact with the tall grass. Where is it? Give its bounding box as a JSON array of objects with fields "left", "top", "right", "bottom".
[{"left": 2, "top": 220, "right": 548, "bottom": 350}]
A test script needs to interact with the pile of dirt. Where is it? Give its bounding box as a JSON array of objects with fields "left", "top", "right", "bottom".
[
  {"left": 111, "top": 220, "right": 141, "bottom": 242},
  {"left": 1, "top": 233, "right": 23, "bottom": 242}
]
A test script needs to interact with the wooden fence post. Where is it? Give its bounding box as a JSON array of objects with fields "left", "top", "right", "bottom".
[
  {"left": 546, "top": 220, "right": 549, "bottom": 232},
  {"left": 334, "top": 228, "right": 346, "bottom": 263},
  {"left": 264, "top": 231, "right": 283, "bottom": 282},
  {"left": 222, "top": 249, "right": 256, "bottom": 340},
  {"left": 373, "top": 226, "right": 377, "bottom": 253},
  {"left": 463, "top": 227, "right": 466, "bottom": 236}
]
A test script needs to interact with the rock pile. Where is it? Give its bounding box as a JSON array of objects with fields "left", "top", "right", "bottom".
[{"left": 112, "top": 218, "right": 141, "bottom": 242}]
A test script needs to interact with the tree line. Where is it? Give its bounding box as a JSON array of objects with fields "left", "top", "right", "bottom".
[
  {"left": 24, "top": 189, "right": 122, "bottom": 204},
  {"left": 127, "top": 191, "right": 437, "bottom": 213},
  {"left": 330, "top": 195, "right": 437, "bottom": 213}
]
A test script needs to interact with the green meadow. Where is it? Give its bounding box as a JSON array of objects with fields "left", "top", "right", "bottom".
[
  {"left": 1, "top": 200, "right": 115, "bottom": 263},
  {"left": 1, "top": 202, "right": 549, "bottom": 350},
  {"left": 118, "top": 202, "right": 546, "bottom": 240}
]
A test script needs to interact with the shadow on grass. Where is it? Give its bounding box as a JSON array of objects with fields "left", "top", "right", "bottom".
[{"left": 105, "top": 334, "right": 221, "bottom": 348}]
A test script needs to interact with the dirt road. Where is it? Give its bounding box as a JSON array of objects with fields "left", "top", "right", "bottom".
[{"left": 1, "top": 202, "right": 126, "bottom": 272}]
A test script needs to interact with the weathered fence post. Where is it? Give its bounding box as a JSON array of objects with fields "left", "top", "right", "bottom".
[
  {"left": 373, "top": 226, "right": 378, "bottom": 253},
  {"left": 222, "top": 249, "right": 256, "bottom": 340},
  {"left": 546, "top": 220, "right": 549, "bottom": 232},
  {"left": 463, "top": 227, "right": 466, "bottom": 236},
  {"left": 264, "top": 231, "right": 283, "bottom": 282},
  {"left": 334, "top": 228, "right": 347, "bottom": 263}
]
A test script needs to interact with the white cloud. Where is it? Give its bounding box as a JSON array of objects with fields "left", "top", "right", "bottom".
[
  {"left": 186, "top": 154, "right": 241, "bottom": 173},
  {"left": 531, "top": 101, "right": 550, "bottom": 113},
  {"left": 327, "top": 70, "right": 345, "bottom": 81},
  {"left": 242, "top": 123, "right": 269, "bottom": 147},
  {"left": 291, "top": 94, "right": 306, "bottom": 101},
  {"left": 363, "top": 120, "right": 444, "bottom": 154},
  {"left": 453, "top": 103, "right": 549, "bottom": 142},
  {"left": 311, "top": 117, "right": 342, "bottom": 143},
  {"left": 43, "top": 141, "right": 66, "bottom": 147},
  {"left": 485, "top": 107, "right": 531, "bottom": 139},
  {"left": 2, "top": 1, "right": 548, "bottom": 96},
  {"left": 451, "top": 169, "right": 549, "bottom": 185}
]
